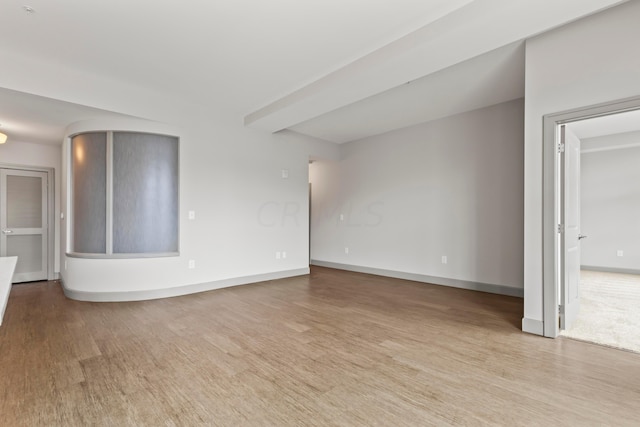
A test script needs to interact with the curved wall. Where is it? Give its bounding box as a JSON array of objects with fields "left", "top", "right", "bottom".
[
  {"left": 61, "top": 118, "right": 190, "bottom": 300},
  {"left": 60, "top": 118, "right": 318, "bottom": 301}
]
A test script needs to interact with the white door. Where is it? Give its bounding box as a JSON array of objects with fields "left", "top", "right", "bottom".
[
  {"left": 559, "top": 125, "right": 581, "bottom": 330},
  {"left": 0, "top": 169, "right": 48, "bottom": 283}
]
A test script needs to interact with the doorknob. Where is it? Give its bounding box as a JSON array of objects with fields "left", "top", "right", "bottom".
[
  {"left": 1, "top": 229, "right": 13, "bottom": 234},
  {"left": 578, "top": 234, "right": 587, "bottom": 240}
]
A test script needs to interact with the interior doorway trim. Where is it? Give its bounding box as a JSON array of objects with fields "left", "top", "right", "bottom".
[
  {"left": 0, "top": 163, "right": 55, "bottom": 281},
  {"left": 542, "top": 95, "right": 640, "bottom": 338}
]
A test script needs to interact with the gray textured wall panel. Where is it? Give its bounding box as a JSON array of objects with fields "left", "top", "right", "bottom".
[
  {"left": 72, "top": 133, "right": 107, "bottom": 253},
  {"left": 112, "top": 132, "right": 179, "bottom": 253}
]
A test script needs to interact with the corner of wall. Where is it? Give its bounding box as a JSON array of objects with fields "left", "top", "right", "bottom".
[{"left": 521, "top": 317, "right": 544, "bottom": 336}]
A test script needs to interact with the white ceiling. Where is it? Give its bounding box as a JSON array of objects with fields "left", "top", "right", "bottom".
[
  {"left": 0, "top": 0, "right": 630, "bottom": 146},
  {"left": 568, "top": 109, "right": 640, "bottom": 140},
  {"left": 0, "top": 88, "right": 138, "bottom": 145},
  {"left": 290, "top": 42, "right": 525, "bottom": 143}
]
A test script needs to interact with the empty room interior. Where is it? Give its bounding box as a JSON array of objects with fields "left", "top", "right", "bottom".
[{"left": 1, "top": 1, "right": 639, "bottom": 425}]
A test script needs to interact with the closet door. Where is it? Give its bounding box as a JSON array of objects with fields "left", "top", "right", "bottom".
[{"left": 0, "top": 169, "right": 48, "bottom": 283}]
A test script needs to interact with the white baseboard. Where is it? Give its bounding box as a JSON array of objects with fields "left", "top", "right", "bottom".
[
  {"left": 61, "top": 268, "right": 310, "bottom": 302},
  {"left": 310, "top": 260, "right": 524, "bottom": 298},
  {"left": 581, "top": 265, "right": 640, "bottom": 275},
  {"left": 522, "top": 317, "right": 544, "bottom": 336}
]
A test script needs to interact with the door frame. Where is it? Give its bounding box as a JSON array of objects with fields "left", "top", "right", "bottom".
[
  {"left": 542, "top": 95, "right": 640, "bottom": 338},
  {"left": 0, "top": 163, "right": 55, "bottom": 281}
]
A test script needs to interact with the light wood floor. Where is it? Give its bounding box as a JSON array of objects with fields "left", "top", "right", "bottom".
[{"left": 1, "top": 267, "right": 638, "bottom": 426}]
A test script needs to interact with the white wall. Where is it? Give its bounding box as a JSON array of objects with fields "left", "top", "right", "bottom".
[
  {"left": 60, "top": 120, "right": 339, "bottom": 296},
  {"left": 581, "top": 133, "right": 640, "bottom": 272},
  {"left": 523, "top": 0, "right": 640, "bottom": 333},
  {"left": 0, "top": 48, "right": 339, "bottom": 299},
  {"left": 310, "top": 99, "right": 524, "bottom": 290},
  {"left": 0, "top": 140, "right": 62, "bottom": 273}
]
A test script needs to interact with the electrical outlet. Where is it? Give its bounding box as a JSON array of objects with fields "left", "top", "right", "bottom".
[
  {"left": 282, "top": 251, "right": 287, "bottom": 259},
  {"left": 617, "top": 250, "right": 624, "bottom": 257},
  {"left": 345, "top": 247, "right": 349, "bottom": 254},
  {"left": 441, "top": 255, "right": 448, "bottom": 264},
  {"left": 188, "top": 260, "right": 195, "bottom": 269},
  {"left": 281, "top": 169, "right": 289, "bottom": 179},
  {"left": 340, "top": 214, "right": 345, "bottom": 221},
  {"left": 188, "top": 210, "right": 195, "bottom": 220}
]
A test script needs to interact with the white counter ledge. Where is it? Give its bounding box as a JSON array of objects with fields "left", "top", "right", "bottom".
[{"left": 0, "top": 257, "right": 18, "bottom": 326}]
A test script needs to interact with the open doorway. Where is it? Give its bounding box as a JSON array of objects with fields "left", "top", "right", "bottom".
[
  {"left": 307, "top": 157, "right": 341, "bottom": 269},
  {"left": 543, "top": 98, "right": 640, "bottom": 353},
  {"left": 559, "top": 112, "right": 640, "bottom": 352}
]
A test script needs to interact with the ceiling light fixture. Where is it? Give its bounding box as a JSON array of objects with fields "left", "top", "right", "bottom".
[{"left": 0, "top": 132, "right": 7, "bottom": 144}]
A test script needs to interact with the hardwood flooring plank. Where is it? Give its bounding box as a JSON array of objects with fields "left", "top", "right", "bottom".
[{"left": 1, "top": 267, "right": 639, "bottom": 426}]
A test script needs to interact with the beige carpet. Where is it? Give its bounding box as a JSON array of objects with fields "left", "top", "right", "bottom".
[{"left": 560, "top": 270, "right": 640, "bottom": 353}]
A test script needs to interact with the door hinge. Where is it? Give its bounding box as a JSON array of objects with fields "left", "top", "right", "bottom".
[
  {"left": 557, "top": 224, "right": 564, "bottom": 233},
  {"left": 557, "top": 143, "right": 565, "bottom": 153}
]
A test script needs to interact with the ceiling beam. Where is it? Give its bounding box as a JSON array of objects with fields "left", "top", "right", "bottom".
[{"left": 244, "top": 0, "right": 628, "bottom": 134}]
